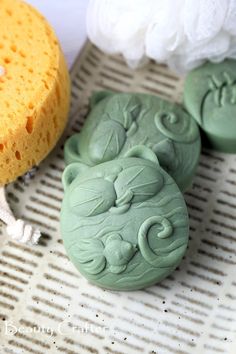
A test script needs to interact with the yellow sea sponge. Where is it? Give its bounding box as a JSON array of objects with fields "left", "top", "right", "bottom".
[{"left": 0, "top": 0, "right": 70, "bottom": 185}]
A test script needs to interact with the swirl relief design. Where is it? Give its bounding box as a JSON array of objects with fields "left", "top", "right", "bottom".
[{"left": 64, "top": 92, "right": 200, "bottom": 192}]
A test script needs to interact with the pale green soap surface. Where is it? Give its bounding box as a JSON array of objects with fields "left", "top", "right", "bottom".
[
  {"left": 60, "top": 148, "right": 189, "bottom": 291},
  {"left": 65, "top": 92, "right": 201, "bottom": 191},
  {"left": 184, "top": 59, "right": 236, "bottom": 153}
]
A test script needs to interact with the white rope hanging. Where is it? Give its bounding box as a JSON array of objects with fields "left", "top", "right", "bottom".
[{"left": 0, "top": 187, "right": 41, "bottom": 245}]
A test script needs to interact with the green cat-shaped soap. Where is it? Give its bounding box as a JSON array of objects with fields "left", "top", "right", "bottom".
[
  {"left": 60, "top": 146, "right": 189, "bottom": 291},
  {"left": 184, "top": 59, "right": 236, "bottom": 153},
  {"left": 65, "top": 92, "right": 201, "bottom": 191}
]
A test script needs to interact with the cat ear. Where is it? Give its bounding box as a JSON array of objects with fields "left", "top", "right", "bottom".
[
  {"left": 89, "top": 91, "right": 114, "bottom": 108},
  {"left": 124, "top": 145, "right": 159, "bottom": 165},
  {"left": 64, "top": 133, "right": 82, "bottom": 165},
  {"left": 62, "top": 162, "right": 89, "bottom": 191},
  {"left": 152, "top": 139, "right": 177, "bottom": 172}
]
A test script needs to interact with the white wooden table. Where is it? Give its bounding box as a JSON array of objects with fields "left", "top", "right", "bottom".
[{"left": 26, "top": 0, "right": 89, "bottom": 67}]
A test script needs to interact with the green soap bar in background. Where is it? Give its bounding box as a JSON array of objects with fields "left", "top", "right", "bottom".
[
  {"left": 65, "top": 92, "right": 201, "bottom": 191},
  {"left": 184, "top": 59, "right": 236, "bottom": 153},
  {"left": 60, "top": 146, "right": 189, "bottom": 291}
]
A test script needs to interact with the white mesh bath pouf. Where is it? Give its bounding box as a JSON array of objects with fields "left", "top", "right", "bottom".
[
  {"left": 0, "top": 183, "right": 41, "bottom": 246},
  {"left": 87, "top": 0, "right": 236, "bottom": 74}
]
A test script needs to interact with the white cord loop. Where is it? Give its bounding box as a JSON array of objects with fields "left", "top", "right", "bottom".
[{"left": 0, "top": 187, "right": 41, "bottom": 245}]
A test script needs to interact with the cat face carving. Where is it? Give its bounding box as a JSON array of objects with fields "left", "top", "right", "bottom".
[{"left": 61, "top": 146, "right": 189, "bottom": 291}]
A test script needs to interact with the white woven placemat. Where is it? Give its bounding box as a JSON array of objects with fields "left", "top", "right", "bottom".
[{"left": 0, "top": 41, "right": 236, "bottom": 354}]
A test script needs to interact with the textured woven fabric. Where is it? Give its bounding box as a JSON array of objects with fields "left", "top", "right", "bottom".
[{"left": 87, "top": 0, "right": 236, "bottom": 74}]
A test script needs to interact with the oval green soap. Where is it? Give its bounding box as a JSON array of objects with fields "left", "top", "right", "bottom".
[
  {"left": 184, "top": 59, "right": 236, "bottom": 153},
  {"left": 60, "top": 146, "right": 189, "bottom": 291},
  {"left": 65, "top": 92, "right": 201, "bottom": 191}
]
